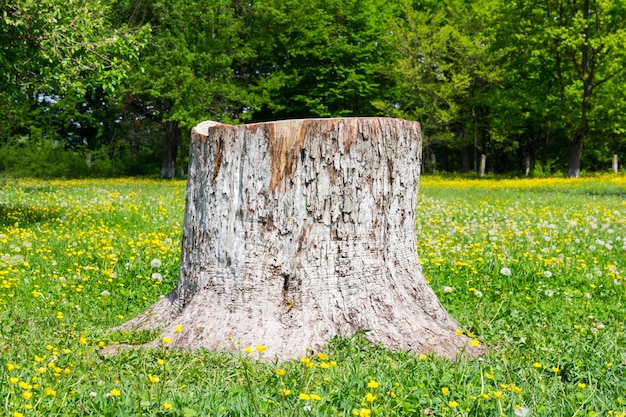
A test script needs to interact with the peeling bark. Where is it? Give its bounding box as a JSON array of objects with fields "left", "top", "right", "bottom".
[{"left": 115, "top": 117, "right": 478, "bottom": 360}]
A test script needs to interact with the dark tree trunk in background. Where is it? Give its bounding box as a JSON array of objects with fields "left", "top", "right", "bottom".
[
  {"left": 114, "top": 117, "right": 478, "bottom": 360},
  {"left": 162, "top": 121, "right": 181, "bottom": 179}
]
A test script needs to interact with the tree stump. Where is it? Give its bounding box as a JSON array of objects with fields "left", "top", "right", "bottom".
[{"left": 115, "top": 117, "right": 475, "bottom": 359}]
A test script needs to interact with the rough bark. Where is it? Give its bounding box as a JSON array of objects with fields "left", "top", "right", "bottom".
[
  {"left": 161, "top": 121, "right": 181, "bottom": 179},
  {"left": 114, "top": 117, "right": 477, "bottom": 360}
]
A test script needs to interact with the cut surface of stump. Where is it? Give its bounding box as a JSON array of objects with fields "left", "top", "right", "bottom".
[{"left": 114, "top": 117, "right": 478, "bottom": 359}]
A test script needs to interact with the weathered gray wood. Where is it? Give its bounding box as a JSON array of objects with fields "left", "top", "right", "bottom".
[{"left": 115, "top": 117, "right": 476, "bottom": 359}]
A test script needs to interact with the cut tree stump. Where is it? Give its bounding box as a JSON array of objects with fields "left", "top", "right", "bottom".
[{"left": 113, "top": 117, "right": 478, "bottom": 360}]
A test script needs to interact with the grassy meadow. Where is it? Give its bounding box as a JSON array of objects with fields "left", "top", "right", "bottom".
[{"left": 1, "top": 175, "right": 625, "bottom": 416}]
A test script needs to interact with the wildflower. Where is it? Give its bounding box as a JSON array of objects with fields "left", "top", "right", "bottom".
[
  {"left": 163, "top": 401, "right": 173, "bottom": 410},
  {"left": 162, "top": 337, "right": 172, "bottom": 344},
  {"left": 551, "top": 367, "right": 559, "bottom": 373},
  {"left": 275, "top": 369, "right": 287, "bottom": 376},
  {"left": 175, "top": 325, "right": 183, "bottom": 333},
  {"left": 151, "top": 273, "right": 163, "bottom": 282},
  {"left": 471, "top": 339, "right": 481, "bottom": 347},
  {"left": 255, "top": 345, "right": 266, "bottom": 353},
  {"left": 320, "top": 362, "right": 331, "bottom": 369},
  {"left": 365, "top": 392, "right": 376, "bottom": 403},
  {"left": 578, "top": 383, "right": 586, "bottom": 389},
  {"left": 23, "top": 391, "right": 33, "bottom": 400},
  {"left": 353, "top": 408, "right": 371, "bottom": 417},
  {"left": 13, "top": 412, "right": 24, "bottom": 417},
  {"left": 485, "top": 372, "right": 494, "bottom": 379},
  {"left": 150, "top": 259, "right": 162, "bottom": 268},
  {"left": 449, "top": 400, "right": 459, "bottom": 408},
  {"left": 89, "top": 392, "right": 97, "bottom": 398},
  {"left": 532, "top": 362, "right": 542, "bottom": 368},
  {"left": 7, "top": 363, "right": 19, "bottom": 371},
  {"left": 299, "top": 393, "right": 311, "bottom": 400},
  {"left": 79, "top": 337, "right": 87, "bottom": 345},
  {"left": 148, "top": 374, "right": 160, "bottom": 383},
  {"left": 280, "top": 388, "right": 291, "bottom": 396},
  {"left": 441, "top": 387, "right": 450, "bottom": 395},
  {"left": 443, "top": 286, "right": 453, "bottom": 293},
  {"left": 455, "top": 329, "right": 464, "bottom": 336},
  {"left": 44, "top": 387, "right": 57, "bottom": 396},
  {"left": 500, "top": 267, "right": 511, "bottom": 276},
  {"left": 311, "top": 394, "right": 321, "bottom": 401},
  {"left": 244, "top": 346, "right": 254, "bottom": 354},
  {"left": 110, "top": 388, "right": 121, "bottom": 397},
  {"left": 494, "top": 391, "right": 504, "bottom": 399},
  {"left": 101, "top": 290, "right": 110, "bottom": 297},
  {"left": 474, "top": 290, "right": 483, "bottom": 298},
  {"left": 514, "top": 406, "right": 531, "bottom": 417},
  {"left": 19, "top": 381, "right": 32, "bottom": 390},
  {"left": 418, "top": 354, "right": 428, "bottom": 360},
  {"left": 367, "top": 380, "right": 380, "bottom": 389},
  {"left": 317, "top": 352, "right": 329, "bottom": 361},
  {"left": 9, "top": 377, "right": 19, "bottom": 384},
  {"left": 157, "top": 359, "right": 165, "bottom": 365},
  {"left": 544, "top": 289, "right": 554, "bottom": 297}
]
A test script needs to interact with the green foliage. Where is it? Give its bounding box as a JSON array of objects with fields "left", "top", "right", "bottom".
[{"left": 1, "top": 177, "right": 626, "bottom": 416}]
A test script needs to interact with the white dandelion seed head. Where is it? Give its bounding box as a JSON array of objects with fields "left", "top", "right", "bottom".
[
  {"left": 443, "top": 286, "right": 453, "bottom": 293},
  {"left": 514, "top": 406, "right": 530, "bottom": 417},
  {"left": 474, "top": 290, "right": 483, "bottom": 298},
  {"left": 100, "top": 290, "right": 110, "bottom": 297},
  {"left": 151, "top": 273, "right": 163, "bottom": 282},
  {"left": 543, "top": 271, "right": 553, "bottom": 278},
  {"left": 544, "top": 289, "right": 554, "bottom": 297},
  {"left": 90, "top": 392, "right": 97, "bottom": 398},
  {"left": 150, "top": 259, "right": 162, "bottom": 269},
  {"left": 500, "top": 267, "right": 511, "bottom": 277}
]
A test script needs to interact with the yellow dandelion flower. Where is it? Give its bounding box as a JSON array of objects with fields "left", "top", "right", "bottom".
[
  {"left": 578, "top": 383, "right": 587, "bottom": 389},
  {"left": 330, "top": 361, "right": 337, "bottom": 367},
  {"left": 243, "top": 346, "right": 254, "bottom": 354},
  {"left": 7, "top": 363, "right": 19, "bottom": 371},
  {"left": 13, "top": 412, "right": 24, "bottom": 417},
  {"left": 317, "top": 353, "right": 329, "bottom": 361},
  {"left": 163, "top": 401, "right": 173, "bottom": 410},
  {"left": 494, "top": 391, "right": 504, "bottom": 399},
  {"left": 280, "top": 388, "right": 292, "bottom": 396},
  {"left": 471, "top": 339, "right": 480, "bottom": 347},
  {"left": 485, "top": 372, "right": 494, "bottom": 379},
  {"left": 255, "top": 345, "right": 266, "bottom": 353},
  {"left": 551, "top": 367, "right": 559, "bottom": 373},
  {"left": 175, "top": 325, "right": 183, "bottom": 333},
  {"left": 162, "top": 337, "right": 172, "bottom": 344},
  {"left": 110, "top": 388, "right": 121, "bottom": 397},
  {"left": 365, "top": 392, "right": 376, "bottom": 403},
  {"left": 79, "top": 337, "right": 87, "bottom": 345},
  {"left": 22, "top": 391, "right": 33, "bottom": 400},
  {"left": 418, "top": 354, "right": 428, "bottom": 360},
  {"left": 367, "top": 380, "right": 380, "bottom": 389},
  {"left": 19, "top": 381, "right": 32, "bottom": 390},
  {"left": 44, "top": 387, "right": 57, "bottom": 396},
  {"left": 9, "top": 377, "right": 19, "bottom": 384},
  {"left": 455, "top": 329, "right": 464, "bottom": 336},
  {"left": 311, "top": 394, "right": 321, "bottom": 401},
  {"left": 157, "top": 359, "right": 165, "bottom": 365},
  {"left": 148, "top": 374, "right": 160, "bottom": 383},
  {"left": 320, "top": 362, "right": 331, "bottom": 369},
  {"left": 449, "top": 400, "right": 459, "bottom": 408},
  {"left": 532, "top": 362, "right": 542, "bottom": 368},
  {"left": 441, "top": 387, "right": 450, "bottom": 395},
  {"left": 299, "top": 393, "right": 311, "bottom": 400},
  {"left": 275, "top": 368, "right": 287, "bottom": 376},
  {"left": 358, "top": 408, "right": 372, "bottom": 417}
]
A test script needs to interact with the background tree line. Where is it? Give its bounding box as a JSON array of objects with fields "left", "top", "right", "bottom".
[{"left": 1, "top": 0, "right": 625, "bottom": 178}]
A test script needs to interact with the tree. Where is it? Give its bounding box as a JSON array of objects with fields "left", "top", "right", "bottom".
[
  {"left": 386, "top": 0, "right": 503, "bottom": 172},
  {"left": 495, "top": 0, "right": 626, "bottom": 177},
  {"left": 247, "top": 0, "right": 399, "bottom": 120},
  {"left": 111, "top": 118, "right": 478, "bottom": 359},
  {"left": 113, "top": 0, "right": 253, "bottom": 178}
]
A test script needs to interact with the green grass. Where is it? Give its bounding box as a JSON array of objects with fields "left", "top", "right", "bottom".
[{"left": 1, "top": 175, "right": 625, "bottom": 416}]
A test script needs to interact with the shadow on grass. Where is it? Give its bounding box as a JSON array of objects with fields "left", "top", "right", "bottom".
[{"left": 0, "top": 203, "right": 61, "bottom": 227}]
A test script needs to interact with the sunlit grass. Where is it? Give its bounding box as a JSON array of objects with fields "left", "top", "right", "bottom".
[{"left": 1, "top": 175, "right": 625, "bottom": 416}]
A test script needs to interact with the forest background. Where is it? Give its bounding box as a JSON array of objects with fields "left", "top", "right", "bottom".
[{"left": 1, "top": 0, "right": 625, "bottom": 179}]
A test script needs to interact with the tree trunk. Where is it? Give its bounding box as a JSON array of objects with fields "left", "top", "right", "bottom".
[
  {"left": 114, "top": 117, "right": 476, "bottom": 360},
  {"left": 161, "top": 121, "right": 181, "bottom": 179},
  {"left": 568, "top": 139, "right": 583, "bottom": 178}
]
